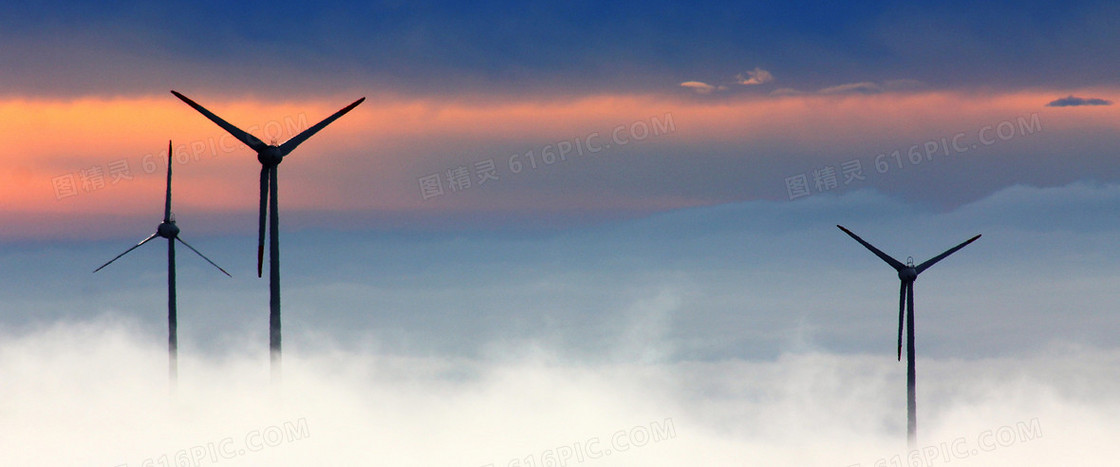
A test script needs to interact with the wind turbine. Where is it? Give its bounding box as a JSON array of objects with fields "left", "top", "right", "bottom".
[
  {"left": 170, "top": 90, "right": 365, "bottom": 381},
  {"left": 837, "top": 225, "right": 980, "bottom": 448},
  {"left": 95, "top": 141, "right": 231, "bottom": 387}
]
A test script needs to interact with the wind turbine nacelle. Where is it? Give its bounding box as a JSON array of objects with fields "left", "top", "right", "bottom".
[
  {"left": 157, "top": 221, "right": 180, "bottom": 238},
  {"left": 258, "top": 146, "right": 284, "bottom": 166},
  {"left": 898, "top": 268, "right": 918, "bottom": 281}
]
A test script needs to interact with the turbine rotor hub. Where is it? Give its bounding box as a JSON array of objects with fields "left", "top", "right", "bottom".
[
  {"left": 898, "top": 267, "right": 917, "bottom": 282},
  {"left": 258, "top": 146, "right": 283, "bottom": 166},
  {"left": 157, "top": 221, "right": 179, "bottom": 239}
]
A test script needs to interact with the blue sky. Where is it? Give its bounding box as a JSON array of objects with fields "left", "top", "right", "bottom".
[{"left": 3, "top": 1, "right": 1119, "bottom": 97}]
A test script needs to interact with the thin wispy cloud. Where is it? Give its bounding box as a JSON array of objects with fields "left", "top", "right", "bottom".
[
  {"left": 735, "top": 67, "right": 774, "bottom": 85},
  {"left": 818, "top": 81, "right": 883, "bottom": 95},
  {"left": 769, "top": 87, "right": 806, "bottom": 96},
  {"left": 679, "top": 81, "right": 724, "bottom": 94},
  {"left": 1045, "top": 95, "right": 1113, "bottom": 107},
  {"left": 882, "top": 79, "right": 924, "bottom": 90},
  {"left": 772, "top": 79, "right": 924, "bottom": 96},
  {"left": 682, "top": 67, "right": 773, "bottom": 94}
]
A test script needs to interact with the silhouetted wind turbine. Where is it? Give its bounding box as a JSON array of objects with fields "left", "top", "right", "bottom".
[
  {"left": 171, "top": 90, "right": 364, "bottom": 382},
  {"left": 94, "top": 141, "right": 231, "bottom": 387},
  {"left": 837, "top": 225, "right": 980, "bottom": 448}
]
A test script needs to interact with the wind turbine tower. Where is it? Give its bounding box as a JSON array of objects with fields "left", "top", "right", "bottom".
[
  {"left": 837, "top": 225, "right": 980, "bottom": 447},
  {"left": 171, "top": 91, "right": 364, "bottom": 382},
  {"left": 95, "top": 141, "right": 231, "bottom": 387}
]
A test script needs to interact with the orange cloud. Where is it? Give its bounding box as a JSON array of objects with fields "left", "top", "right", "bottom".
[{"left": 0, "top": 89, "right": 1115, "bottom": 239}]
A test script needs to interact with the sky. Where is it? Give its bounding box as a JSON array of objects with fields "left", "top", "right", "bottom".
[{"left": 1, "top": 1, "right": 1119, "bottom": 465}]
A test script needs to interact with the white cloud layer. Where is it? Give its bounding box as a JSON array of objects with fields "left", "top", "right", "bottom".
[
  {"left": 4, "top": 182, "right": 1120, "bottom": 464},
  {"left": 1, "top": 319, "right": 1118, "bottom": 465}
]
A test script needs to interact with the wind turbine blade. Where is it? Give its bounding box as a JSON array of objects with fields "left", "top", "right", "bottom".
[
  {"left": 277, "top": 97, "right": 365, "bottom": 156},
  {"left": 914, "top": 234, "right": 981, "bottom": 274},
  {"left": 837, "top": 225, "right": 906, "bottom": 271},
  {"left": 93, "top": 233, "right": 159, "bottom": 272},
  {"left": 898, "top": 281, "right": 906, "bottom": 361},
  {"left": 170, "top": 91, "right": 268, "bottom": 152},
  {"left": 164, "top": 140, "right": 173, "bottom": 223},
  {"left": 176, "top": 237, "right": 232, "bottom": 277},
  {"left": 258, "top": 166, "right": 269, "bottom": 278}
]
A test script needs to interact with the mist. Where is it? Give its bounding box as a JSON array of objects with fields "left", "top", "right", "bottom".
[
  {"left": 3, "top": 183, "right": 1120, "bottom": 465},
  {"left": 1, "top": 318, "right": 1116, "bottom": 466}
]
